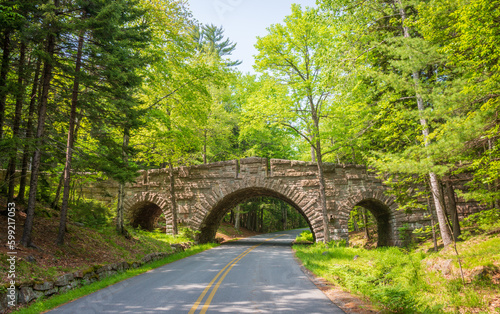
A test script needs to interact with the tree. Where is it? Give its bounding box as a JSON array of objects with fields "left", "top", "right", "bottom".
[
  {"left": 21, "top": 0, "right": 61, "bottom": 247},
  {"left": 190, "top": 23, "right": 241, "bottom": 67},
  {"left": 253, "top": 4, "right": 332, "bottom": 242},
  {"left": 317, "top": 0, "right": 462, "bottom": 246}
]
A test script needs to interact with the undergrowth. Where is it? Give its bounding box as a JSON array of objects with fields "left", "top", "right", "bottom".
[{"left": 294, "top": 230, "right": 500, "bottom": 313}]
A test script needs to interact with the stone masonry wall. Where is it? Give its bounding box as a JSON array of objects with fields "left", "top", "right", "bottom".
[{"left": 1, "top": 158, "right": 485, "bottom": 246}]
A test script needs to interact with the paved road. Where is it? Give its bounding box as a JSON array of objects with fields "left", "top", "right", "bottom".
[{"left": 50, "top": 229, "right": 344, "bottom": 313}]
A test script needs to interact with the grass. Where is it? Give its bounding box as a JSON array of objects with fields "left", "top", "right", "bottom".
[
  {"left": 12, "top": 243, "right": 218, "bottom": 314},
  {"left": 293, "top": 231, "right": 500, "bottom": 313}
]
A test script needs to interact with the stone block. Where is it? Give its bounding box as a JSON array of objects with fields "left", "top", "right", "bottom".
[
  {"left": 96, "top": 264, "right": 113, "bottom": 274},
  {"left": 18, "top": 286, "right": 36, "bottom": 304},
  {"left": 44, "top": 287, "right": 59, "bottom": 296},
  {"left": 55, "top": 273, "right": 74, "bottom": 287},
  {"left": 73, "top": 270, "right": 84, "bottom": 279},
  {"left": 33, "top": 281, "right": 54, "bottom": 291}
]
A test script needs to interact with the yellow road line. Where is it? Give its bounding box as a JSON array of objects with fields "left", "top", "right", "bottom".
[
  {"left": 187, "top": 246, "right": 254, "bottom": 314},
  {"left": 190, "top": 234, "right": 286, "bottom": 314}
]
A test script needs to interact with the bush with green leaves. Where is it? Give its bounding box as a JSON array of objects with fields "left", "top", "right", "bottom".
[
  {"left": 68, "top": 199, "right": 114, "bottom": 228},
  {"left": 295, "top": 230, "right": 314, "bottom": 243},
  {"left": 461, "top": 208, "right": 500, "bottom": 239}
]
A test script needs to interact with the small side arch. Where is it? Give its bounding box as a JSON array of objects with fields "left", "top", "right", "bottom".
[
  {"left": 124, "top": 192, "right": 173, "bottom": 232},
  {"left": 339, "top": 190, "right": 400, "bottom": 247}
]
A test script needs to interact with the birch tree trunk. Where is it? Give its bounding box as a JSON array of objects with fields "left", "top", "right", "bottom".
[
  {"left": 397, "top": 0, "right": 453, "bottom": 247},
  {"left": 234, "top": 204, "right": 240, "bottom": 230}
]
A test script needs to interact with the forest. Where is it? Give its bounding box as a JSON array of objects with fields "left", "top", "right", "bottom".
[{"left": 0, "top": 0, "right": 499, "bottom": 251}]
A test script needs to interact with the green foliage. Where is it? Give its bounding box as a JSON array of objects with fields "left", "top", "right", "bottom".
[
  {"left": 295, "top": 230, "right": 314, "bottom": 243},
  {"left": 178, "top": 227, "right": 200, "bottom": 241},
  {"left": 68, "top": 199, "right": 114, "bottom": 228},
  {"left": 460, "top": 208, "right": 500, "bottom": 238},
  {"left": 294, "top": 244, "right": 427, "bottom": 312},
  {"left": 223, "top": 197, "right": 309, "bottom": 233}
]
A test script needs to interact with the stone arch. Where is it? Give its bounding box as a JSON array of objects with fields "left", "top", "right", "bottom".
[
  {"left": 337, "top": 190, "right": 400, "bottom": 247},
  {"left": 193, "top": 181, "right": 324, "bottom": 243},
  {"left": 124, "top": 192, "right": 172, "bottom": 232}
]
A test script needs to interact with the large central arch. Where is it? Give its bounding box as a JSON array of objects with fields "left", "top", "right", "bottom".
[{"left": 196, "top": 186, "right": 322, "bottom": 244}]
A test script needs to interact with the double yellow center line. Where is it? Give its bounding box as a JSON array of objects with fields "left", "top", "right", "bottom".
[{"left": 188, "top": 234, "right": 286, "bottom": 314}]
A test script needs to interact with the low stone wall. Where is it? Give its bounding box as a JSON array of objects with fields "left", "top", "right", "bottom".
[{"left": 0, "top": 242, "right": 193, "bottom": 313}]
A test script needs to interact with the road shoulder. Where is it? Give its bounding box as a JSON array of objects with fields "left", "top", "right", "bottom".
[{"left": 292, "top": 248, "right": 380, "bottom": 314}]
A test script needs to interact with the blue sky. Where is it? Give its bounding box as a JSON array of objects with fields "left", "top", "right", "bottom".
[{"left": 186, "top": 0, "right": 316, "bottom": 74}]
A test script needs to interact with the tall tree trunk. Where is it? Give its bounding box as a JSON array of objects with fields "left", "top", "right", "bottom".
[
  {"left": 352, "top": 211, "right": 360, "bottom": 232},
  {"left": 57, "top": 33, "right": 84, "bottom": 245},
  {"left": 362, "top": 208, "right": 370, "bottom": 240},
  {"left": 427, "top": 194, "right": 438, "bottom": 252},
  {"left": 397, "top": 0, "right": 453, "bottom": 247},
  {"left": 260, "top": 205, "right": 263, "bottom": 232},
  {"left": 315, "top": 140, "right": 330, "bottom": 242},
  {"left": 444, "top": 179, "right": 461, "bottom": 240},
  {"left": 282, "top": 201, "right": 287, "bottom": 230},
  {"left": 51, "top": 172, "right": 64, "bottom": 209},
  {"left": 18, "top": 57, "right": 42, "bottom": 203},
  {"left": 51, "top": 116, "right": 80, "bottom": 209},
  {"left": 0, "top": 30, "right": 11, "bottom": 141},
  {"left": 7, "top": 41, "right": 26, "bottom": 203},
  {"left": 234, "top": 204, "right": 240, "bottom": 230},
  {"left": 21, "top": 0, "right": 60, "bottom": 247},
  {"left": 116, "top": 127, "right": 130, "bottom": 235},
  {"left": 168, "top": 160, "right": 178, "bottom": 235},
  {"left": 203, "top": 128, "right": 207, "bottom": 164}
]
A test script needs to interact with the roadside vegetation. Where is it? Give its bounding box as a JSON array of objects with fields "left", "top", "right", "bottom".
[
  {"left": 12, "top": 244, "right": 217, "bottom": 314},
  {"left": 0, "top": 198, "right": 218, "bottom": 313},
  {"left": 0, "top": 199, "right": 197, "bottom": 286},
  {"left": 1, "top": 0, "right": 500, "bottom": 311},
  {"left": 294, "top": 209, "right": 500, "bottom": 313}
]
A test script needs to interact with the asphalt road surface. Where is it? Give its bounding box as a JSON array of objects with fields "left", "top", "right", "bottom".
[{"left": 50, "top": 229, "right": 344, "bottom": 313}]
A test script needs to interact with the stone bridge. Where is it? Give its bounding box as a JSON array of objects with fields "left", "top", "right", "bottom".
[{"left": 98, "top": 157, "right": 423, "bottom": 246}]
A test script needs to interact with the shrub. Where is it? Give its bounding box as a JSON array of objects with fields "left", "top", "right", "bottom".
[
  {"left": 295, "top": 230, "right": 314, "bottom": 243},
  {"left": 69, "top": 199, "right": 114, "bottom": 228}
]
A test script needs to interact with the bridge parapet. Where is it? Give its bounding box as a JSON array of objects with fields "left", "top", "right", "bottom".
[{"left": 2, "top": 159, "right": 485, "bottom": 246}]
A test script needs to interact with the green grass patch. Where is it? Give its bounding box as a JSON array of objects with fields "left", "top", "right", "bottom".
[
  {"left": 294, "top": 243, "right": 429, "bottom": 313},
  {"left": 13, "top": 243, "right": 218, "bottom": 314},
  {"left": 293, "top": 238, "right": 500, "bottom": 313}
]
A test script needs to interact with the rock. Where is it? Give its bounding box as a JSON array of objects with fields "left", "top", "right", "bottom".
[
  {"left": 170, "top": 244, "right": 182, "bottom": 251},
  {"left": 141, "top": 254, "right": 152, "bottom": 264},
  {"left": 26, "top": 255, "right": 36, "bottom": 263},
  {"left": 98, "top": 270, "right": 117, "bottom": 280},
  {"left": 0, "top": 292, "right": 8, "bottom": 313},
  {"left": 73, "top": 270, "right": 84, "bottom": 279},
  {"left": 44, "top": 287, "right": 58, "bottom": 296},
  {"left": 441, "top": 259, "right": 454, "bottom": 276},
  {"left": 58, "top": 285, "right": 72, "bottom": 294},
  {"left": 55, "top": 273, "right": 74, "bottom": 286},
  {"left": 116, "top": 261, "right": 128, "bottom": 272},
  {"left": 18, "top": 286, "right": 36, "bottom": 304},
  {"left": 96, "top": 264, "right": 113, "bottom": 273},
  {"left": 33, "top": 281, "right": 54, "bottom": 291},
  {"left": 470, "top": 266, "right": 490, "bottom": 281}
]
